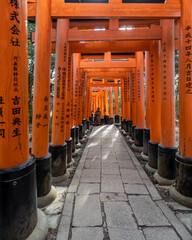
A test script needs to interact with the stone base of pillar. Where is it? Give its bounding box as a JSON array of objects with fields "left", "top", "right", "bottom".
[
  {"left": 169, "top": 185, "right": 192, "bottom": 208},
  {"left": 72, "top": 150, "right": 78, "bottom": 157},
  {"left": 76, "top": 142, "right": 82, "bottom": 149},
  {"left": 66, "top": 138, "right": 72, "bottom": 167},
  {"left": 75, "top": 126, "right": 80, "bottom": 145},
  {"left": 27, "top": 209, "right": 48, "bottom": 240},
  {"left": 38, "top": 185, "right": 57, "bottom": 209},
  {"left": 82, "top": 119, "right": 87, "bottom": 135},
  {"left": 157, "top": 145, "right": 177, "bottom": 182},
  {"left": 115, "top": 115, "right": 120, "bottom": 123},
  {"left": 131, "top": 144, "right": 143, "bottom": 153},
  {"left": 79, "top": 124, "right": 83, "bottom": 140},
  {"left": 71, "top": 127, "right": 76, "bottom": 153},
  {"left": 148, "top": 141, "right": 158, "bottom": 170},
  {"left": 145, "top": 163, "right": 157, "bottom": 174},
  {"left": 121, "top": 119, "right": 123, "bottom": 129},
  {"left": 52, "top": 170, "right": 70, "bottom": 183},
  {"left": 104, "top": 115, "right": 109, "bottom": 124},
  {"left": 128, "top": 138, "right": 135, "bottom": 144},
  {"left": 173, "top": 153, "right": 192, "bottom": 199},
  {"left": 0, "top": 157, "right": 37, "bottom": 240},
  {"left": 143, "top": 128, "right": 150, "bottom": 156},
  {"left": 109, "top": 117, "right": 114, "bottom": 124},
  {"left": 141, "top": 152, "right": 149, "bottom": 162},
  {"left": 154, "top": 172, "right": 175, "bottom": 186},
  {"left": 128, "top": 120, "right": 133, "bottom": 135},
  {"left": 36, "top": 153, "right": 56, "bottom": 208},
  {"left": 80, "top": 137, "right": 86, "bottom": 144},
  {"left": 122, "top": 119, "right": 126, "bottom": 131},
  {"left": 49, "top": 143, "right": 67, "bottom": 177},
  {"left": 134, "top": 128, "right": 143, "bottom": 147},
  {"left": 131, "top": 125, "right": 136, "bottom": 140}
]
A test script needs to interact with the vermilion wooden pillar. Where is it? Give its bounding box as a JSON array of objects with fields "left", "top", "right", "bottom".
[
  {"left": 32, "top": 0, "right": 56, "bottom": 207},
  {"left": 142, "top": 51, "right": 151, "bottom": 159},
  {"left": 101, "top": 91, "right": 104, "bottom": 120},
  {"left": 134, "top": 52, "right": 145, "bottom": 147},
  {"left": 114, "top": 80, "right": 120, "bottom": 123},
  {"left": 49, "top": 19, "right": 68, "bottom": 180},
  {"left": 170, "top": 0, "right": 192, "bottom": 207},
  {"left": 131, "top": 69, "right": 136, "bottom": 140},
  {"left": 121, "top": 80, "right": 125, "bottom": 129},
  {"left": 73, "top": 53, "right": 81, "bottom": 147},
  {"left": 109, "top": 87, "right": 114, "bottom": 124},
  {"left": 154, "top": 19, "right": 177, "bottom": 184},
  {"left": 147, "top": 40, "right": 161, "bottom": 172},
  {"left": 0, "top": 1, "right": 37, "bottom": 238}
]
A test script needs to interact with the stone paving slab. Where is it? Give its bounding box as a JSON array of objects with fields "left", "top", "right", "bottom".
[
  {"left": 118, "top": 160, "right": 135, "bottom": 169},
  {"left": 84, "top": 158, "right": 101, "bottom": 169},
  {"left": 129, "top": 196, "right": 171, "bottom": 227},
  {"left": 71, "top": 227, "right": 104, "bottom": 240},
  {"left": 108, "top": 228, "right": 145, "bottom": 240},
  {"left": 80, "top": 169, "right": 100, "bottom": 183},
  {"left": 72, "top": 194, "right": 102, "bottom": 227},
  {"left": 102, "top": 166, "right": 120, "bottom": 175},
  {"left": 143, "top": 227, "right": 180, "bottom": 240},
  {"left": 100, "top": 193, "right": 127, "bottom": 202},
  {"left": 62, "top": 193, "right": 75, "bottom": 217},
  {"left": 124, "top": 184, "right": 149, "bottom": 195},
  {"left": 104, "top": 202, "right": 138, "bottom": 229},
  {"left": 120, "top": 168, "right": 143, "bottom": 184},
  {"left": 77, "top": 183, "right": 100, "bottom": 195},
  {"left": 57, "top": 216, "right": 71, "bottom": 240},
  {"left": 101, "top": 174, "right": 124, "bottom": 193}
]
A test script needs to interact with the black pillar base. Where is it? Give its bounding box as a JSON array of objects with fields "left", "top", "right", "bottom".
[
  {"left": 122, "top": 119, "right": 126, "bottom": 131},
  {"left": 89, "top": 116, "right": 93, "bottom": 125},
  {"left": 87, "top": 120, "right": 90, "bottom": 130},
  {"left": 100, "top": 118, "right": 104, "bottom": 125},
  {"left": 66, "top": 138, "right": 72, "bottom": 166},
  {"left": 82, "top": 119, "right": 87, "bottom": 136},
  {"left": 71, "top": 127, "right": 76, "bottom": 152},
  {"left": 128, "top": 120, "right": 133, "bottom": 135},
  {"left": 157, "top": 145, "right": 177, "bottom": 180},
  {"left": 49, "top": 143, "right": 67, "bottom": 177},
  {"left": 175, "top": 153, "right": 192, "bottom": 197},
  {"left": 148, "top": 141, "right": 158, "bottom": 170},
  {"left": 79, "top": 124, "right": 83, "bottom": 140},
  {"left": 104, "top": 115, "right": 109, "bottom": 124},
  {"left": 143, "top": 128, "right": 150, "bottom": 156},
  {"left": 131, "top": 125, "right": 136, "bottom": 140},
  {"left": 115, "top": 115, "right": 120, "bottom": 123},
  {"left": 134, "top": 128, "right": 144, "bottom": 147},
  {"left": 75, "top": 126, "right": 80, "bottom": 144},
  {"left": 125, "top": 120, "right": 129, "bottom": 133},
  {"left": 0, "top": 156, "right": 37, "bottom": 240},
  {"left": 109, "top": 117, "right": 114, "bottom": 124}
]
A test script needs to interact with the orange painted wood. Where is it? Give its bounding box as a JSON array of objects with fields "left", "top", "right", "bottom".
[
  {"left": 28, "top": 1, "right": 181, "bottom": 19},
  {"left": 69, "top": 41, "right": 150, "bottom": 53},
  {"left": 131, "top": 69, "right": 137, "bottom": 126},
  {"left": 0, "top": 0, "right": 29, "bottom": 168},
  {"left": 149, "top": 40, "right": 161, "bottom": 144},
  {"left": 145, "top": 51, "right": 150, "bottom": 129},
  {"left": 32, "top": 0, "right": 51, "bottom": 158},
  {"left": 135, "top": 52, "right": 145, "bottom": 129},
  {"left": 80, "top": 59, "right": 136, "bottom": 69},
  {"left": 87, "top": 72, "right": 126, "bottom": 78},
  {"left": 123, "top": 74, "right": 131, "bottom": 120},
  {"left": 109, "top": 19, "right": 119, "bottom": 30},
  {"left": 109, "top": 87, "right": 113, "bottom": 118},
  {"left": 160, "top": 19, "right": 175, "bottom": 148},
  {"left": 73, "top": 53, "right": 81, "bottom": 127},
  {"left": 178, "top": 0, "right": 192, "bottom": 158},
  {"left": 51, "top": 19, "right": 69, "bottom": 146},
  {"left": 114, "top": 84, "right": 119, "bottom": 116},
  {"left": 121, "top": 84, "right": 124, "bottom": 119},
  {"left": 84, "top": 68, "right": 134, "bottom": 72},
  {"left": 104, "top": 91, "right": 109, "bottom": 116}
]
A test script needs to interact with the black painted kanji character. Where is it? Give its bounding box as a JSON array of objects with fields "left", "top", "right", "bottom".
[
  {"left": 12, "top": 107, "right": 21, "bottom": 115},
  {"left": 10, "top": 37, "right": 20, "bottom": 46},
  {"left": 12, "top": 128, "right": 21, "bottom": 137},
  {"left": 10, "top": 25, "right": 20, "bottom": 35},
  {"left": 0, "top": 97, "right": 5, "bottom": 104},
  {"left": 12, "top": 117, "right": 21, "bottom": 126},
  {"left": 185, "top": 26, "right": 192, "bottom": 31},
  {"left": 9, "top": 0, "right": 20, "bottom": 9},
  {"left": 36, "top": 122, "right": 41, "bottom": 128},
  {"left": 12, "top": 96, "right": 20, "bottom": 105},
  {"left": 0, "top": 129, "right": 5, "bottom": 138},
  {"left": 36, "top": 114, "right": 41, "bottom": 119},
  {"left": 0, "top": 108, "right": 3, "bottom": 117},
  {"left": 10, "top": 11, "right": 20, "bottom": 23}
]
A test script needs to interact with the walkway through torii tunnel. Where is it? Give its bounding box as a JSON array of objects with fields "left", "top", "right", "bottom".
[{"left": 1, "top": 0, "right": 192, "bottom": 239}]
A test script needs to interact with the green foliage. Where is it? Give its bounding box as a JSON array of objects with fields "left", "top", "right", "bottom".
[{"left": 175, "top": 50, "right": 179, "bottom": 120}]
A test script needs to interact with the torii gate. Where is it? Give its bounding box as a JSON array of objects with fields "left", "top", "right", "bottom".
[{"left": 1, "top": 0, "right": 192, "bottom": 239}]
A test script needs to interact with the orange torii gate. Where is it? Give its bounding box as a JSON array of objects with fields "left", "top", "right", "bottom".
[{"left": 3, "top": 0, "right": 192, "bottom": 239}]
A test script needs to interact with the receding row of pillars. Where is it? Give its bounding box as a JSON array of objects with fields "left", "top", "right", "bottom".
[{"left": 1, "top": 0, "right": 192, "bottom": 239}]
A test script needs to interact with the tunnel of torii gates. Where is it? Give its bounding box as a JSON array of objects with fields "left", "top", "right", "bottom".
[{"left": 1, "top": 0, "right": 192, "bottom": 239}]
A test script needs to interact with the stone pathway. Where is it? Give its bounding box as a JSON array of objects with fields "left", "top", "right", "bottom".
[{"left": 56, "top": 125, "right": 192, "bottom": 240}]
